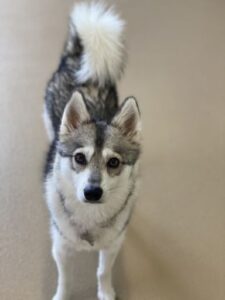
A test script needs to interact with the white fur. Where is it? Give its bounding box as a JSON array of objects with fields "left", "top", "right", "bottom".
[
  {"left": 97, "top": 235, "right": 124, "bottom": 300},
  {"left": 45, "top": 149, "right": 139, "bottom": 299},
  {"left": 71, "top": 2, "right": 125, "bottom": 85},
  {"left": 74, "top": 167, "right": 92, "bottom": 202},
  {"left": 51, "top": 153, "right": 136, "bottom": 228},
  {"left": 43, "top": 104, "right": 54, "bottom": 142},
  {"left": 51, "top": 225, "right": 125, "bottom": 300},
  {"left": 102, "top": 148, "right": 122, "bottom": 164},
  {"left": 44, "top": 5, "right": 139, "bottom": 299}
]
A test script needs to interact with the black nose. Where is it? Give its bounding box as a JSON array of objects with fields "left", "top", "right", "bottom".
[{"left": 84, "top": 186, "right": 103, "bottom": 203}]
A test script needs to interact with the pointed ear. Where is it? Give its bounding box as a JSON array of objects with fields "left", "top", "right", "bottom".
[
  {"left": 59, "top": 91, "right": 90, "bottom": 137},
  {"left": 111, "top": 97, "right": 141, "bottom": 140}
]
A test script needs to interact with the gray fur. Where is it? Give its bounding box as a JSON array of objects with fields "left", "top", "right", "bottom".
[
  {"left": 104, "top": 126, "right": 141, "bottom": 166},
  {"left": 80, "top": 231, "right": 95, "bottom": 246},
  {"left": 43, "top": 4, "right": 141, "bottom": 300},
  {"left": 89, "top": 169, "right": 102, "bottom": 185},
  {"left": 58, "top": 123, "right": 95, "bottom": 156}
]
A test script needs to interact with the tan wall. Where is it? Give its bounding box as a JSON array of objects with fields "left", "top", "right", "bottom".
[{"left": 0, "top": 0, "right": 225, "bottom": 299}]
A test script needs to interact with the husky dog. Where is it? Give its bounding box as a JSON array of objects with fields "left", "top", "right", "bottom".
[{"left": 43, "top": 2, "right": 141, "bottom": 300}]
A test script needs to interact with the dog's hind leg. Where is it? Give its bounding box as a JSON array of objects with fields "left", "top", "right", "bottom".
[{"left": 97, "top": 234, "right": 125, "bottom": 300}]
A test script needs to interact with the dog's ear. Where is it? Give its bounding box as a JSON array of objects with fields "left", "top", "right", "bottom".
[
  {"left": 111, "top": 97, "right": 141, "bottom": 140},
  {"left": 60, "top": 91, "right": 90, "bottom": 137}
]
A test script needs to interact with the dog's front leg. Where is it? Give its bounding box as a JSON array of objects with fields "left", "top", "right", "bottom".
[
  {"left": 97, "top": 235, "right": 124, "bottom": 300},
  {"left": 52, "top": 231, "right": 76, "bottom": 300}
]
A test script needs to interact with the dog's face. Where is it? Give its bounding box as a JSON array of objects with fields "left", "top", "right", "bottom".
[{"left": 56, "top": 91, "right": 141, "bottom": 205}]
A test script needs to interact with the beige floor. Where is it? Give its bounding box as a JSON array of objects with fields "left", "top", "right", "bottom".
[{"left": 1, "top": 0, "right": 225, "bottom": 299}]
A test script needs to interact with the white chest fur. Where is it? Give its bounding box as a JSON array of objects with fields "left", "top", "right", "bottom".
[{"left": 45, "top": 174, "right": 137, "bottom": 251}]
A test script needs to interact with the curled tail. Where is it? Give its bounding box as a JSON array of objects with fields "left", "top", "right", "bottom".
[
  {"left": 44, "top": 3, "right": 125, "bottom": 142},
  {"left": 70, "top": 2, "right": 126, "bottom": 86}
]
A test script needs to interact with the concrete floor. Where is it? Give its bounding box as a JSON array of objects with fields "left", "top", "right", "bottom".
[{"left": 1, "top": 0, "right": 225, "bottom": 299}]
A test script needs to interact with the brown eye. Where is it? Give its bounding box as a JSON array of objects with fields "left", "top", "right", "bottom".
[
  {"left": 74, "top": 153, "right": 87, "bottom": 165},
  {"left": 107, "top": 157, "right": 120, "bottom": 169}
]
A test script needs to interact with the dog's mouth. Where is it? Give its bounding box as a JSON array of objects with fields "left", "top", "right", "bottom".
[{"left": 84, "top": 200, "right": 104, "bottom": 204}]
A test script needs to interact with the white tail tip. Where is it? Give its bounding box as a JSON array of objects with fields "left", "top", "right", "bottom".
[{"left": 70, "top": 2, "right": 126, "bottom": 85}]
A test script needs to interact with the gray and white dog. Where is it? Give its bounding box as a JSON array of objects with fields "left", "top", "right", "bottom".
[{"left": 43, "top": 3, "right": 141, "bottom": 300}]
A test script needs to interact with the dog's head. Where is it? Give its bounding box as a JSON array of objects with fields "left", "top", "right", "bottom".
[{"left": 56, "top": 91, "right": 141, "bottom": 205}]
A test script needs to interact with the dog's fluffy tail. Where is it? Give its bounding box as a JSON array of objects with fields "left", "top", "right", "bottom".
[{"left": 70, "top": 2, "right": 125, "bottom": 86}]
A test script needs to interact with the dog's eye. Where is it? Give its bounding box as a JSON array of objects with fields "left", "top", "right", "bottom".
[
  {"left": 107, "top": 157, "right": 120, "bottom": 169},
  {"left": 74, "top": 153, "right": 87, "bottom": 165}
]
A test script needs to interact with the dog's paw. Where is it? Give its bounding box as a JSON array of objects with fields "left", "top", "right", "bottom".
[
  {"left": 52, "top": 293, "right": 68, "bottom": 300},
  {"left": 52, "top": 295, "right": 62, "bottom": 300},
  {"left": 98, "top": 287, "right": 116, "bottom": 300}
]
